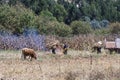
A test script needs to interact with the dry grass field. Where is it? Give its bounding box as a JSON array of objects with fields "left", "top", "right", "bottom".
[{"left": 0, "top": 50, "right": 120, "bottom": 80}]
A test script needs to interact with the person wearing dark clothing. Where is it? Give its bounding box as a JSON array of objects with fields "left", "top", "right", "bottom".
[
  {"left": 51, "top": 45, "right": 56, "bottom": 54},
  {"left": 63, "top": 44, "right": 68, "bottom": 55},
  {"left": 92, "top": 46, "right": 102, "bottom": 53},
  {"left": 92, "top": 41, "right": 102, "bottom": 54}
]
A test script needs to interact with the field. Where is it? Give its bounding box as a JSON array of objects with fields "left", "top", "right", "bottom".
[{"left": 0, "top": 50, "right": 120, "bottom": 80}]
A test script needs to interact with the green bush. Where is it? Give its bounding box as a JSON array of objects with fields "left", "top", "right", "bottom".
[
  {"left": 94, "top": 28, "right": 110, "bottom": 35},
  {"left": 0, "top": 25, "right": 6, "bottom": 32},
  {"left": 110, "top": 22, "right": 120, "bottom": 34},
  {"left": 40, "top": 10, "right": 57, "bottom": 21},
  {"left": 52, "top": 4, "right": 67, "bottom": 22},
  {"left": 36, "top": 16, "right": 72, "bottom": 37},
  {"left": 0, "top": 5, "right": 17, "bottom": 27},
  {"left": 0, "top": 4, "right": 36, "bottom": 34},
  {"left": 70, "top": 21, "right": 92, "bottom": 35},
  {"left": 49, "top": 22, "right": 72, "bottom": 37}
]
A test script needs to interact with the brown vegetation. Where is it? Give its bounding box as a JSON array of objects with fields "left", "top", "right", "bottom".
[
  {"left": 46, "top": 34, "right": 120, "bottom": 51},
  {"left": 45, "top": 36, "right": 60, "bottom": 50},
  {"left": 46, "top": 35, "right": 104, "bottom": 50}
]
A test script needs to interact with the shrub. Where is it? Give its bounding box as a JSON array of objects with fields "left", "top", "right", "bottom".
[
  {"left": 100, "top": 20, "right": 109, "bottom": 28},
  {"left": 36, "top": 16, "right": 72, "bottom": 37},
  {"left": 0, "top": 25, "right": 6, "bottom": 32},
  {"left": 52, "top": 4, "right": 67, "bottom": 22},
  {"left": 0, "top": 4, "right": 36, "bottom": 35},
  {"left": 84, "top": 16, "right": 91, "bottom": 22},
  {"left": 0, "top": 5, "right": 18, "bottom": 30},
  {"left": 0, "top": 29, "right": 45, "bottom": 50},
  {"left": 70, "top": 21, "right": 92, "bottom": 35},
  {"left": 90, "top": 19, "right": 101, "bottom": 29},
  {"left": 48, "top": 22, "right": 72, "bottom": 37},
  {"left": 110, "top": 22, "right": 120, "bottom": 34},
  {"left": 40, "top": 10, "right": 57, "bottom": 21},
  {"left": 94, "top": 28, "right": 111, "bottom": 35}
]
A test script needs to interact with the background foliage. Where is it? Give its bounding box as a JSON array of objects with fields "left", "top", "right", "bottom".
[
  {"left": 0, "top": 0, "right": 120, "bottom": 36},
  {"left": 0, "top": 0, "right": 120, "bottom": 50}
]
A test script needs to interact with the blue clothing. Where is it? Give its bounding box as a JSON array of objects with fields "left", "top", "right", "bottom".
[{"left": 63, "top": 44, "right": 68, "bottom": 49}]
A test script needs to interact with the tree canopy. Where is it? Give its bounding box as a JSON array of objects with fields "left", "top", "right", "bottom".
[{"left": 0, "top": 0, "right": 120, "bottom": 36}]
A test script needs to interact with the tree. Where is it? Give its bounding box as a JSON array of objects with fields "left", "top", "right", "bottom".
[
  {"left": 19, "top": 0, "right": 56, "bottom": 14},
  {"left": 0, "top": 4, "right": 36, "bottom": 35},
  {"left": 8, "top": 0, "right": 17, "bottom": 5},
  {"left": 40, "top": 10, "right": 56, "bottom": 21},
  {"left": 65, "top": 4, "right": 81, "bottom": 24},
  {"left": 35, "top": 15, "right": 72, "bottom": 36},
  {"left": 52, "top": 4, "right": 67, "bottom": 22},
  {"left": 70, "top": 21, "right": 92, "bottom": 35}
]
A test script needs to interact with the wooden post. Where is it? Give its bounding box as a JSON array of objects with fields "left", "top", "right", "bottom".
[{"left": 90, "top": 55, "right": 93, "bottom": 65}]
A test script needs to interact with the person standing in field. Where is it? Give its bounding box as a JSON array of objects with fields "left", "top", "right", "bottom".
[
  {"left": 92, "top": 41, "right": 102, "bottom": 53},
  {"left": 63, "top": 43, "right": 68, "bottom": 55},
  {"left": 51, "top": 45, "right": 56, "bottom": 54}
]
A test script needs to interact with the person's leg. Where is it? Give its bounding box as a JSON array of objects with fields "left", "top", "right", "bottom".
[
  {"left": 52, "top": 48, "right": 56, "bottom": 54},
  {"left": 64, "top": 49, "right": 67, "bottom": 55},
  {"left": 97, "top": 47, "right": 101, "bottom": 53}
]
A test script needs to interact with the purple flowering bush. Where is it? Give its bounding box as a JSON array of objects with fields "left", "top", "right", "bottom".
[{"left": 0, "top": 29, "right": 45, "bottom": 51}]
